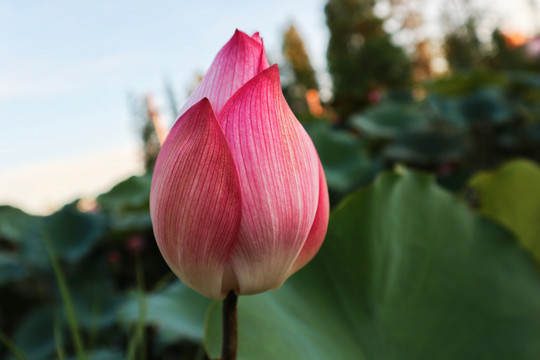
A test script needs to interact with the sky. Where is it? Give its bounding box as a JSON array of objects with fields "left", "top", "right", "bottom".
[
  {"left": 0, "top": 0, "right": 329, "bottom": 172},
  {"left": 0, "top": 0, "right": 537, "bottom": 214},
  {"left": 0, "top": 0, "right": 329, "bottom": 213}
]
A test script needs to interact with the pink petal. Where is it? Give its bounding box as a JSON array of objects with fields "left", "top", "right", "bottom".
[
  {"left": 287, "top": 160, "right": 329, "bottom": 276},
  {"left": 177, "top": 30, "right": 269, "bottom": 119},
  {"left": 150, "top": 98, "right": 242, "bottom": 299},
  {"left": 218, "top": 65, "right": 320, "bottom": 294},
  {"left": 251, "top": 32, "right": 270, "bottom": 71},
  {"left": 251, "top": 32, "right": 263, "bottom": 45}
]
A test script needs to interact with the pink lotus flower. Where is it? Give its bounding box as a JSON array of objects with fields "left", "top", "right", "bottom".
[{"left": 150, "top": 30, "right": 329, "bottom": 299}]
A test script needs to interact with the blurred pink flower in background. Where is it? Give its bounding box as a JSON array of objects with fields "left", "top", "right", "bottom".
[
  {"left": 367, "top": 89, "right": 382, "bottom": 104},
  {"left": 525, "top": 36, "right": 540, "bottom": 59},
  {"left": 125, "top": 235, "right": 146, "bottom": 254},
  {"left": 107, "top": 251, "right": 122, "bottom": 265}
]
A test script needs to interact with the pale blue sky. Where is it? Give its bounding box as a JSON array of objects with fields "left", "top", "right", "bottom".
[
  {"left": 0, "top": 0, "right": 535, "bottom": 173},
  {"left": 0, "top": 0, "right": 328, "bottom": 172}
]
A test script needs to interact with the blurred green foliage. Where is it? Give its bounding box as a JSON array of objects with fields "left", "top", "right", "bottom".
[
  {"left": 0, "top": 177, "right": 177, "bottom": 360},
  {"left": 305, "top": 121, "right": 376, "bottom": 203},
  {"left": 96, "top": 175, "right": 152, "bottom": 233},
  {"left": 444, "top": 19, "right": 483, "bottom": 72},
  {"left": 325, "top": 0, "right": 412, "bottom": 122},
  {"left": 4, "top": 160, "right": 540, "bottom": 359},
  {"left": 468, "top": 159, "right": 540, "bottom": 264}
]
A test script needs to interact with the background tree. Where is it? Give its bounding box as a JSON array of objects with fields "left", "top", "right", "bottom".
[
  {"left": 325, "top": 0, "right": 412, "bottom": 123},
  {"left": 129, "top": 95, "right": 162, "bottom": 173},
  {"left": 488, "top": 29, "right": 532, "bottom": 71},
  {"left": 283, "top": 25, "right": 319, "bottom": 91},
  {"left": 281, "top": 25, "right": 320, "bottom": 120},
  {"left": 443, "top": 18, "right": 483, "bottom": 71}
]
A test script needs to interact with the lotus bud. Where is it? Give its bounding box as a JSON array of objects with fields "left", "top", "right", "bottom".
[{"left": 150, "top": 30, "right": 329, "bottom": 299}]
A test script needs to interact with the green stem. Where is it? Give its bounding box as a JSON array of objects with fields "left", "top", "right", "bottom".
[
  {"left": 127, "top": 255, "right": 147, "bottom": 360},
  {"left": 0, "top": 331, "right": 29, "bottom": 360},
  {"left": 87, "top": 291, "right": 101, "bottom": 352},
  {"left": 53, "top": 313, "right": 66, "bottom": 360},
  {"left": 42, "top": 228, "right": 87, "bottom": 360},
  {"left": 221, "top": 291, "right": 238, "bottom": 360}
]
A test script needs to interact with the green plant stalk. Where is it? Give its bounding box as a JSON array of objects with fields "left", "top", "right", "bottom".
[
  {"left": 54, "top": 313, "right": 66, "bottom": 360},
  {"left": 126, "top": 255, "right": 147, "bottom": 360},
  {"left": 42, "top": 228, "right": 88, "bottom": 360},
  {"left": 194, "top": 344, "right": 206, "bottom": 360},
  {"left": 87, "top": 289, "right": 102, "bottom": 352},
  {"left": 221, "top": 291, "right": 238, "bottom": 360},
  {"left": 0, "top": 331, "right": 29, "bottom": 360},
  {"left": 152, "top": 272, "right": 175, "bottom": 291}
]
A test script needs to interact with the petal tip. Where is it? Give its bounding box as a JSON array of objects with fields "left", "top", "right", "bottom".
[
  {"left": 187, "top": 97, "right": 214, "bottom": 116},
  {"left": 252, "top": 32, "right": 262, "bottom": 42},
  {"left": 199, "top": 97, "right": 211, "bottom": 107},
  {"left": 258, "top": 64, "right": 281, "bottom": 90},
  {"left": 267, "top": 63, "right": 280, "bottom": 77},
  {"left": 252, "top": 64, "right": 280, "bottom": 83},
  {"left": 230, "top": 29, "right": 255, "bottom": 45}
]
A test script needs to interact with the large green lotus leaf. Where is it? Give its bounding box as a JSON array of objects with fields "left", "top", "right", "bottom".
[
  {"left": 96, "top": 174, "right": 152, "bottom": 232},
  {"left": 305, "top": 122, "right": 373, "bottom": 194},
  {"left": 1, "top": 204, "right": 107, "bottom": 269},
  {"left": 39, "top": 204, "right": 108, "bottom": 263},
  {"left": 0, "top": 253, "right": 27, "bottom": 285},
  {"left": 66, "top": 349, "right": 124, "bottom": 360},
  {"left": 0, "top": 206, "right": 44, "bottom": 277},
  {"left": 106, "top": 212, "right": 152, "bottom": 233},
  {"left": 97, "top": 175, "right": 151, "bottom": 213},
  {"left": 117, "top": 281, "right": 211, "bottom": 343},
  {"left": 424, "top": 95, "right": 467, "bottom": 127},
  {"left": 468, "top": 159, "right": 540, "bottom": 264},
  {"left": 0, "top": 206, "right": 38, "bottom": 244},
  {"left": 8, "top": 306, "right": 57, "bottom": 360},
  {"left": 385, "top": 130, "right": 464, "bottom": 165},
  {"left": 351, "top": 102, "right": 428, "bottom": 139},
  {"left": 458, "top": 88, "right": 512, "bottom": 126},
  {"left": 205, "top": 170, "right": 540, "bottom": 360}
]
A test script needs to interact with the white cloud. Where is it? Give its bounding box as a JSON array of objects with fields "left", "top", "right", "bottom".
[{"left": 0, "top": 144, "right": 144, "bottom": 215}]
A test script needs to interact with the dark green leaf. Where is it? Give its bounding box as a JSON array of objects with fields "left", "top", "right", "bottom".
[
  {"left": 96, "top": 175, "right": 152, "bottom": 233},
  {"left": 10, "top": 306, "right": 57, "bottom": 360},
  {"left": 468, "top": 159, "right": 540, "bottom": 264},
  {"left": 66, "top": 349, "right": 124, "bottom": 360},
  {"left": 458, "top": 88, "right": 512, "bottom": 125},
  {"left": 351, "top": 102, "right": 429, "bottom": 139},
  {"left": 0, "top": 206, "right": 37, "bottom": 245},
  {"left": 0, "top": 253, "right": 27, "bottom": 285},
  {"left": 117, "top": 281, "right": 211, "bottom": 344},
  {"left": 41, "top": 205, "right": 108, "bottom": 263},
  {"left": 385, "top": 130, "right": 464, "bottom": 165},
  {"left": 306, "top": 122, "right": 373, "bottom": 193},
  {"left": 97, "top": 175, "right": 152, "bottom": 213},
  {"left": 205, "top": 170, "right": 540, "bottom": 360}
]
